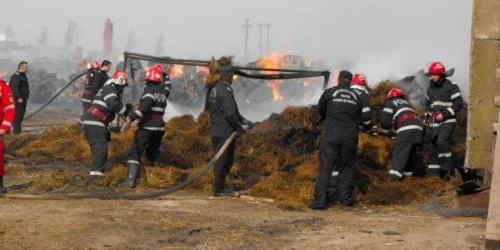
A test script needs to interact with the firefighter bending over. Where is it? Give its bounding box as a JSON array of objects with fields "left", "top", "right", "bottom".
[{"left": 83, "top": 71, "right": 132, "bottom": 184}]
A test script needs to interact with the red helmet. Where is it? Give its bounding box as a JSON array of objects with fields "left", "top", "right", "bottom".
[
  {"left": 112, "top": 70, "right": 128, "bottom": 85},
  {"left": 428, "top": 61, "right": 446, "bottom": 75},
  {"left": 387, "top": 88, "right": 405, "bottom": 100},
  {"left": 91, "top": 60, "right": 100, "bottom": 69},
  {"left": 112, "top": 70, "right": 126, "bottom": 79},
  {"left": 146, "top": 65, "right": 164, "bottom": 83},
  {"left": 351, "top": 73, "right": 367, "bottom": 86},
  {"left": 155, "top": 64, "right": 165, "bottom": 72}
]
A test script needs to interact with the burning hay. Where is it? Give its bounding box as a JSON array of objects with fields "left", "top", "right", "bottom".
[{"left": 6, "top": 80, "right": 466, "bottom": 208}]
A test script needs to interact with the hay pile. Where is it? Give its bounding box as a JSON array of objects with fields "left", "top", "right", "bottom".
[{"left": 7, "top": 80, "right": 466, "bottom": 207}]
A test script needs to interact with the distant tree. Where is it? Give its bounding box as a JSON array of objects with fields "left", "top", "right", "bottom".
[
  {"left": 64, "top": 20, "right": 80, "bottom": 49},
  {"left": 37, "top": 26, "right": 49, "bottom": 47},
  {"left": 155, "top": 34, "right": 164, "bottom": 55},
  {"left": 126, "top": 30, "right": 136, "bottom": 51}
]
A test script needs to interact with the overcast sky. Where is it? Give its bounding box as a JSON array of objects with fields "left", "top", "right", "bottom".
[{"left": 0, "top": 0, "right": 473, "bottom": 92}]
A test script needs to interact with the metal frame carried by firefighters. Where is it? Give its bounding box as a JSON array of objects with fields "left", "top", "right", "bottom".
[{"left": 122, "top": 51, "right": 331, "bottom": 89}]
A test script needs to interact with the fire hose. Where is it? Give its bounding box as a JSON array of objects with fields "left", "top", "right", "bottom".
[
  {"left": 0, "top": 131, "right": 238, "bottom": 200},
  {"left": 24, "top": 71, "right": 87, "bottom": 121},
  {"left": 423, "top": 193, "right": 488, "bottom": 218}
]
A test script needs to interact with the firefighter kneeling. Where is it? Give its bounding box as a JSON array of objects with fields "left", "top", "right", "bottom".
[
  {"left": 124, "top": 65, "right": 171, "bottom": 188},
  {"left": 381, "top": 88, "right": 423, "bottom": 181},
  {"left": 83, "top": 71, "right": 133, "bottom": 184}
]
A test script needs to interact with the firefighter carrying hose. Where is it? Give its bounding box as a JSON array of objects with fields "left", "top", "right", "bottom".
[
  {"left": 83, "top": 71, "right": 133, "bottom": 184},
  {"left": 0, "top": 79, "right": 15, "bottom": 193},
  {"left": 424, "top": 62, "right": 464, "bottom": 181},
  {"left": 310, "top": 70, "right": 372, "bottom": 209},
  {"left": 207, "top": 64, "right": 254, "bottom": 197},
  {"left": 81, "top": 60, "right": 100, "bottom": 122},
  {"left": 381, "top": 88, "right": 423, "bottom": 181},
  {"left": 124, "top": 64, "right": 172, "bottom": 188}
]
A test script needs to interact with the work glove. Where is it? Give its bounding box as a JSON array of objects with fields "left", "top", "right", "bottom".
[
  {"left": 379, "top": 129, "right": 395, "bottom": 139},
  {"left": 124, "top": 103, "right": 134, "bottom": 116},
  {"left": 236, "top": 125, "right": 247, "bottom": 138},
  {"left": 242, "top": 119, "right": 256, "bottom": 129},
  {"left": 129, "top": 111, "right": 141, "bottom": 122},
  {"left": 163, "top": 83, "right": 172, "bottom": 98},
  {"left": 367, "top": 126, "right": 377, "bottom": 136}
]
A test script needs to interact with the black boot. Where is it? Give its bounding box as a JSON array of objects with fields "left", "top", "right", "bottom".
[
  {"left": 125, "top": 162, "right": 140, "bottom": 188},
  {"left": 85, "top": 172, "right": 105, "bottom": 185},
  {"left": 0, "top": 176, "right": 6, "bottom": 193},
  {"left": 213, "top": 190, "right": 236, "bottom": 198},
  {"left": 309, "top": 199, "right": 327, "bottom": 210},
  {"left": 309, "top": 192, "right": 327, "bottom": 210}
]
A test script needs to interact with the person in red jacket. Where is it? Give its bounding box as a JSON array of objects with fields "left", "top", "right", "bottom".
[{"left": 0, "top": 79, "right": 16, "bottom": 193}]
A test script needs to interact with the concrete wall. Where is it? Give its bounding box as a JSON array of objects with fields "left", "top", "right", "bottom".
[{"left": 466, "top": 0, "right": 500, "bottom": 171}]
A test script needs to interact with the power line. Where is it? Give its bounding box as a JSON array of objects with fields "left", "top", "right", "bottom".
[
  {"left": 243, "top": 18, "right": 252, "bottom": 63},
  {"left": 257, "top": 23, "right": 264, "bottom": 59},
  {"left": 264, "top": 23, "right": 271, "bottom": 54}
]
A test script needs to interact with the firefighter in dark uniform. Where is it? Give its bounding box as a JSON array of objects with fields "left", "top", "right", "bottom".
[
  {"left": 124, "top": 65, "right": 172, "bottom": 188},
  {"left": 9, "top": 61, "right": 29, "bottom": 135},
  {"left": 310, "top": 70, "right": 372, "bottom": 209},
  {"left": 328, "top": 73, "right": 373, "bottom": 179},
  {"left": 424, "top": 62, "right": 464, "bottom": 181},
  {"left": 81, "top": 60, "right": 100, "bottom": 122},
  {"left": 82, "top": 60, "right": 112, "bottom": 113},
  {"left": 207, "top": 64, "right": 253, "bottom": 197},
  {"left": 381, "top": 88, "right": 423, "bottom": 181},
  {"left": 351, "top": 73, "right": 373, "bottom": 130},
  {"left": 83, "top": 71, "right": 132, "bottom": 184}
]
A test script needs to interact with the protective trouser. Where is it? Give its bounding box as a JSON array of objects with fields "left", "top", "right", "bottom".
[
  {"left": 81, "top": 102, "right": 91, "bottom": 123},
  {"left": 389, "top": 142, "right": 419, "bottom": 179},
  {"left": 313, "top": 136, "right": 357, "bottom": 207},
  {"left": 13, "top": 99, "right": 27, "bottom": 135},
  {"left": 428, "top": 122, "right": 455, "bottom": 177},
  {"left": 0, "top": 140, "right": 5, "bottom": 176},
  {"left": 127, "top": 129, "right": 165, "bottom": 165},
  {"left": 84, "top": 125, "right": 110, "bottom": 174},
  {"left": 211, "top": 136, "right": 236, "bottom": 193}
]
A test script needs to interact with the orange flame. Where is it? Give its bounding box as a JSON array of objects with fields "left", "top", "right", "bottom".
[
  {"left": 196, "top": 66, "right": 209, "bottom": 74},
  {"left": 257, "top": 52, "right": 286, "bottom": 102},
  {"left": 267, "top": 80, "right": 284, "bottom": 102},
  {"left": 170, "top": 65, "right": 184, "bottom": 79}
]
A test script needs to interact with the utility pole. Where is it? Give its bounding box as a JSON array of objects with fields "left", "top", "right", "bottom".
[
  {"left": 257, "top": 23, "right": 264, "bottom": 59},
  {"left": 243, "top": 18, "right": 252, "bottom": 63},
  {"left": 264, "top": 23, "right": 271, "bottom": 54}
]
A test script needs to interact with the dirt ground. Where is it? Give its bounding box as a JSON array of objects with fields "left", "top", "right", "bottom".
[
  {"left": 0, "top": 107, "right": 487, "bottom": 250},
  {"left": 0, "top": 191, "right": 486, "bottom": 250}
]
